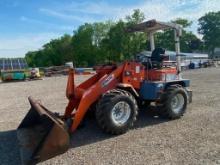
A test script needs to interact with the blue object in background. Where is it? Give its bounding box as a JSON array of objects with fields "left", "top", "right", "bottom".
[
  {"left": 1, "top": 71, "right": 25, "bottom": 81},
  {"left": 189, "top": 62, "right": 200, "bottom": 69},
  {"left": 75, "top": 68, "right": 84, "bottom": 73}
]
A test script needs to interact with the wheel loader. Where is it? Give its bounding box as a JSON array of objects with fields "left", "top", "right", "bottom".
[{"left": 17, "top": 20, "right": 192, "bottom": 164}]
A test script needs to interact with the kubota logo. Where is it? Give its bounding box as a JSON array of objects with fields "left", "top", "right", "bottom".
[{"left": 102, "top": 74, "right": 114, "bottom": 87}]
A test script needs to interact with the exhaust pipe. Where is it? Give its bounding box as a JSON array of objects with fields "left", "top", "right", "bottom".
[{"left": 17, "top": 97, "right": 70, "bottom": 165}]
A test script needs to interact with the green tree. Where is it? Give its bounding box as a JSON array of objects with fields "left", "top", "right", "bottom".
[
  {"left": 125, "top": 9, "right": 146, "bottom": 58},
  {"left": 25, "top": 51, "right": 36, "bottom": 67},
  {"left": 155, "top": 18, "right": 202, "bottom": 52},
  {"left": 126, "top": 9, "right": 145, "bottom": 25},
  {"left": 104, "top": 20, "right": 126, "bottom": 61},
  {"left": 42, "top": 34, "right": 73, "bottom": 66},
  {"left": 25, "top": 34, "right": 73, "bottom": 67},
  {"left": 25, "top": 10, "right": 205, "bottom": 68},
  {"left": 72, "top": 22, "right": 111, "bottom": 67},
  {"left": 198, "top": 11, "right": 220, "bottom": 53},
  {"left": 103, "top": 9, "right": 146, "bottom": 62}
]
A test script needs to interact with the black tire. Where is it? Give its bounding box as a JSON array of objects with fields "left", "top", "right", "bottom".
[
  {"left": 96, "top": 89, "right": 138, "bottom": 135},
  {"left": 158, "top": 86, "right": 187, "bottom": 119}
]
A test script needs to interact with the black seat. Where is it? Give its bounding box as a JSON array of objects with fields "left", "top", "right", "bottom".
[
  {"left": 151, "top": 48, "right": 166, "bottom": 68},
  {"left": 136, "top": 48, "right": 166, "bottom": 69}
]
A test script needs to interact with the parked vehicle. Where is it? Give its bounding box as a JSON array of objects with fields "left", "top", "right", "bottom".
[{"left": 17, "top": 20, "right": 192, "bottom": 165}]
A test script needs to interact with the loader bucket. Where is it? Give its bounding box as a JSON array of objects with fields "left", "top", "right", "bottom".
[{"left": 17, "top": 97, "right": 70, "bottom": 165}]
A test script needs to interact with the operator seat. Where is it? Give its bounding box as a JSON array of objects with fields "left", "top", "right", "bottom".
[{"left": 151, "top": 48, "right": 166, "bottom": 68}]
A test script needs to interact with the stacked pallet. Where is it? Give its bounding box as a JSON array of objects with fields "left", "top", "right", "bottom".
[{"left": 44, "top": 65, "right": 70, "bottom": 77}]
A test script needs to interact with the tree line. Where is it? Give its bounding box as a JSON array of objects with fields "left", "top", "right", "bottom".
[{"left": 25, "top": 10, "right": 220, "bottom": 67}]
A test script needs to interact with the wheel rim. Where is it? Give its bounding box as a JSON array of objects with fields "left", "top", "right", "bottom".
[
  {"left": 171, "top": 93, "right": 185, "bottom": 114},
  {"left": 111, "top": 101, "right": 131, "bottom": 125}
]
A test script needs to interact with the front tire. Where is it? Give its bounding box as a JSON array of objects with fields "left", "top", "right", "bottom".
[
  {"left": 96, "top": 89, "right": 138, "bottom": 135},
  {"left": 158, "top": 86, "right": 187, "bottom": 119}
]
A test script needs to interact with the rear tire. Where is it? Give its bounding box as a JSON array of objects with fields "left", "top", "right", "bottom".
[
  {"left": 158, "top": 86, "right": 187, "bottom": 119},
  {"left": 96, "top": 89, "right": 138, "bottom": 135}
]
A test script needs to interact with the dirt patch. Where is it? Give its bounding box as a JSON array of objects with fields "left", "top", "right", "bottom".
[{"left": 0, "top": 69, "right": 219, "bottom": 165}]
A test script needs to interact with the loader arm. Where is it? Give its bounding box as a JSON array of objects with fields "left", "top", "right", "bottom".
[{"left": 65, "top": 64, "right": 125, "bottom": 132}]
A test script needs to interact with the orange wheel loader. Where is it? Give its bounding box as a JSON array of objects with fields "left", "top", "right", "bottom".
[{"left": 17, "top": 20, "right": 192, "bottom": 164}]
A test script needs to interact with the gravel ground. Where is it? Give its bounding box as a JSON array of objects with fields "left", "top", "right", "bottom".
[{"left": 0, "top": 68, "right": 220, "bottom": 165}]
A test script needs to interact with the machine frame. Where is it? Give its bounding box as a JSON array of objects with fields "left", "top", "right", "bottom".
[{"left": 17, "top": 19, "right": 192, "bottom": 165}]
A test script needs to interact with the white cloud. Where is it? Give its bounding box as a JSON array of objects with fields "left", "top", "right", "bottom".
[
  {"left": 41, "top": 0, "right": 219, "bottom": 21},
  {"left": 2, "top": 0, "right": 220, "bottom": 57},
  {"left": 40, "top": 0, "right": 220, "bottom": 33},
  {"left": 0, "top": 33, "right": 62, "bottom": 57}
]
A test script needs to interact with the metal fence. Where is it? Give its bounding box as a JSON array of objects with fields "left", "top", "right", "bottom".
[{"left": 0, "top": 58, "right": 28, "bottom": 71}]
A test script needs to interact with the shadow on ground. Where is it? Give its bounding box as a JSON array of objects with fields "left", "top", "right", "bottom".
[
  {"left": 0, "top": 130, "right": 21, "bottom": 165},
  {"left": 0, "top": 80, "right": 27, "bottom": 84},
  {"left": 0, "top": 106, "right": 168, "bottom": 165},
  {"left": 70, "top": 106, "right": 168, "bottom": 148}
]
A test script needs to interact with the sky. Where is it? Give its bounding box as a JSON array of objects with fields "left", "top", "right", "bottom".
[{"left": 0, "top": 0, "right": 219, "bottom": 58}]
